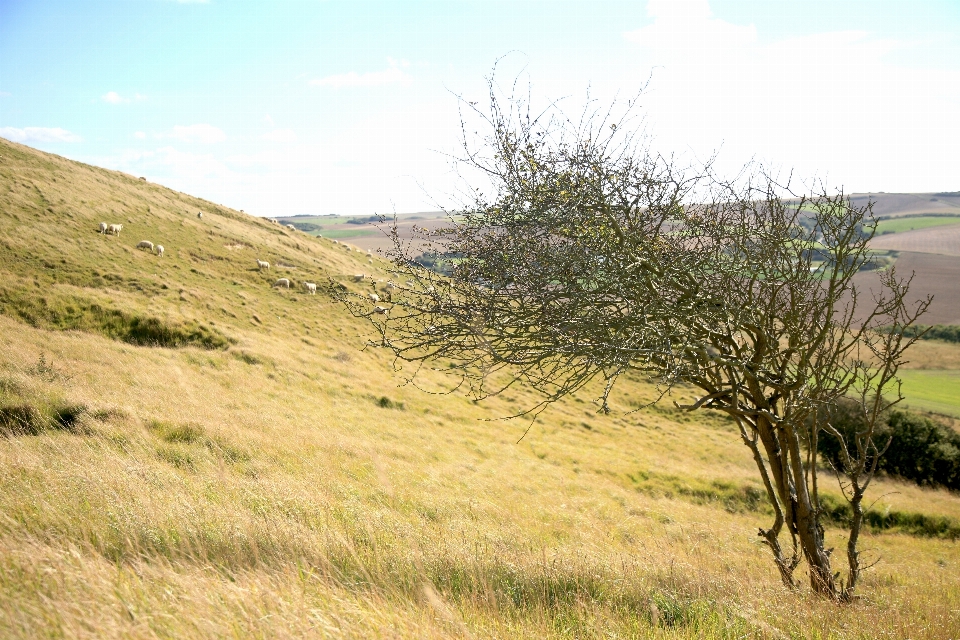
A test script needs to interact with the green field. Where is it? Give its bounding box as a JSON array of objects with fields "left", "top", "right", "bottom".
[
  {"left": 312, "top": 227, "right": 380, "bottom": 239},
  {"left": 874, "top": 215, "right": 960, "bottom": 234},
  {"left": 899, "top": 369, "right": 960, "bottom": 417}
]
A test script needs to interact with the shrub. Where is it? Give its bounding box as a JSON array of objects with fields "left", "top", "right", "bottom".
[{"left": 819, "top": 404, "right": 960, "bottom": 490}]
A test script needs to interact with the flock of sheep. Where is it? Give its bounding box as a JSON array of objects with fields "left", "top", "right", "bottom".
[
  {"left": 100, "top": 220, "right": 164, "bottom": 257},
  {"left": 96, "top": 208, "right": 387, "bottom": 301}
]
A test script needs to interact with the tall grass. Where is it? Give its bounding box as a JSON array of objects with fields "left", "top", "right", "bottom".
[{"left": 1, "top": 137, "right": 959, "bottom": 638}]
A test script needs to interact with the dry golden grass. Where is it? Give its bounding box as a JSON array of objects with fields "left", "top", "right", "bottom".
[{"left": 1, "top": 137, "right": 960, "bottom": 638}]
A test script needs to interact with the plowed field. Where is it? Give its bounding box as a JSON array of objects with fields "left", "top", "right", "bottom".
[
  {"left": 855, "top": 251, "right": 960, "bottom": 325},
  {"left": 872, "top": 224, "right": 960, "bottom": 256}
]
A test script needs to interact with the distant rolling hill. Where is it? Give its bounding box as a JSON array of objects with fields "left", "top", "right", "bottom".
[{"left": 850, "top": 191, "right": 960, "bottom": 218}]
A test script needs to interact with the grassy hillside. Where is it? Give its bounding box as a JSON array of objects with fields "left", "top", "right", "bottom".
[{"left": 1, "top": 137, "right": 960, "bottom": 638}]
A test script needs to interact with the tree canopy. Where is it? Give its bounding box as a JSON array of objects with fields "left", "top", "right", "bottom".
[{"left": 336, "top": 82, "right": 930, "bottom": 600}]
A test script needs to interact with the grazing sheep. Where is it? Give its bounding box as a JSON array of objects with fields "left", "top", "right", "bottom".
[
  {"left": 385, "top": 281, "right": 396, "bottom": 290},
  {"left": 368, "top": 293, "right": 380, "bottom": 302},
  {"left": 257, "top": 259, "right": 270, "bottom": 270},
  {"left": 197, "top": 211, "right": 203, "bottom": 219},
  {"left": 333, "top": 240, "right": 340, "bottom": 245},
  {"left": 107, "top": 224, "right": 123, "bottom": 236},
  {"left": 367, "top": 259, "right": 373, "bottom": 264},
  {"left": 285, "top": 224, "right": 296, "bottom": 231},
  {"left": 273, "top": 278, "right": 291, "bottom": 288},
  {"left": 303, "top": 282, "right": 317, "bottom": 295},
  {"left": 98, "top": 222, "right": 108, "bottom": 234},
  {"left": 373, "top": 305, "right": 388, "bottom": 314},
  {"left": 137, "top": 240, "right": 154, "bottom": 251},
  {"left": 353, "top": 274, "right": 365, "bottom": 282},
  {"left": 405, "top": 280, "right": 415, "bottom": 287},
  {"left": 155, "top": 245, "right": 164, "bottom": 257}
]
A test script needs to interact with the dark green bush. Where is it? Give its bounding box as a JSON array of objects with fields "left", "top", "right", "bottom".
[
  {"left": 818, "top": 403, "right": 960, "bottom": 491},
  {"left": 881, "top": 324, "right": 960, "bottom": 343}
]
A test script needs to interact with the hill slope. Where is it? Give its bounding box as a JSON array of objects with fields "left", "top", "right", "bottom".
[{"left": 1, "top": 138, "right": 960, "bottom": 639}]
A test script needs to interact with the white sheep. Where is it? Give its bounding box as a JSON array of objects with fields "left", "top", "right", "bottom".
[
  {"left": 373, "top": 305, "right": 388, "bottom": 314},
  {"left": 353, "top": 274, "right": 365, "bottom": 282},
  {"left": 273, "top": 278, "right": 291, "bottom": 288},
  {"left": 197, "top": 211, "right": 203, "bottom": 219},
  {"left": 137, "top": 240, "right": 154, "bottom": 251},
  {"left": 385, "top": 281, "right": 396, "bottom": 290},
  {"left": 257, "top": 259, "right": 270, "bottom": 270},
  {"left": 333, "top": 240, "right": 339, "bottom": 245},
  {"left": 303, "top": 282, "right": 317, "bottom": 295},
  {"left": 405, "top": 280, "right": 415, "bottom": 287},
  {"left": 368, "top": 293, "right": 380, "bottom": 302},
  {"left": 285, "top": 224, "right": 296, "bottom": 231},
  {"left": 108, "top": 223, "right": 123, "bottom": 236},
  {"left": 155, "top": 245, "right": 164, "bottom": 257},
  {"left": 98, "top": 222, "right": 108, "bottom": 234}
]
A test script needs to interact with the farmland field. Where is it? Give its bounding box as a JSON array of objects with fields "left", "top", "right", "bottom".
[
  {"left": 874, "top": 215, "right": 960, "bottom": 234},
  {"left": 870, "top": 224, "right": 960, "bottom": 257},
  {"left": 898, "top": 369, "right": 960, "bottom": 416}
]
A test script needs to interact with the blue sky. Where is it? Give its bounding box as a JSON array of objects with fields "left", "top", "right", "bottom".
[{"left": 2, "top": 0, "right": 959, "bottom": 216}]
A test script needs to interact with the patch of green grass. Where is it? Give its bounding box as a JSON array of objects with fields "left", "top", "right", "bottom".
[
  {"left": 0, "top": 400, "right": 88, "bottom": 436},
  {"left": 820, "top": 493, "right": 960, "bottom": 539},
  {"left": 625, "top": 469, "right": 766, "bottom": 513},
  {"left": 312, "top": 228, "right": 380, "bottom": 239},
  {"left": 0, "top": 288, "right": 233, "bottom": 350},
  {"left": 899, "top": 369, "right": 960, "bottom": 417},
  {"left": 874, "top": 216, "right": 960, "bottom": 234}
]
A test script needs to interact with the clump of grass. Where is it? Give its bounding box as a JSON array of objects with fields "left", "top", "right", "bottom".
[
  {"left": 0, "top": 288, "right": 233, "bottom": 349},
  {"left": 148, "top": 419, "right": 205, "bottom": 444},
  {"left": 377, "top": 396, "right": 404, "bottom": 410},
  {"left": 0, "top": 399, "right": 88, "bottom": 436},
  {"left": 231, "top": 350, "right": 263, "bottom": 365},
  {"left": 625, "top": 469, "right": 766, "bottom": 513},
  {"left": 156, "top": 445, "right": 195, "bottom": 470},
  {"left": 27, "top": 353, "right": 73, "bottom": 382}
]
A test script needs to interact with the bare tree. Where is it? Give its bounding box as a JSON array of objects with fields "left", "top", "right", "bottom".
[{"left": 335, "top": 81, "right": 929, "bottom": 600}]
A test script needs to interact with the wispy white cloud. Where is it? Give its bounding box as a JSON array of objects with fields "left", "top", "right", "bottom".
[
  {"left": 260, "top": 128, "right": 296, "bottom": 142},
  {"left": 310, "top": 58, "right": 409, "bottom": 88},
  {"left": 102, "top": 91, "right": 146, "bottom": 104},
  {"left": 102, "top": 91, "right": 126, "bottom": 104},
  {"left": 165, "top": 124, "right": 226, "bottom": 143},
  {"left": 0, "top": 126, "right": 81, "bottom": 143}
]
